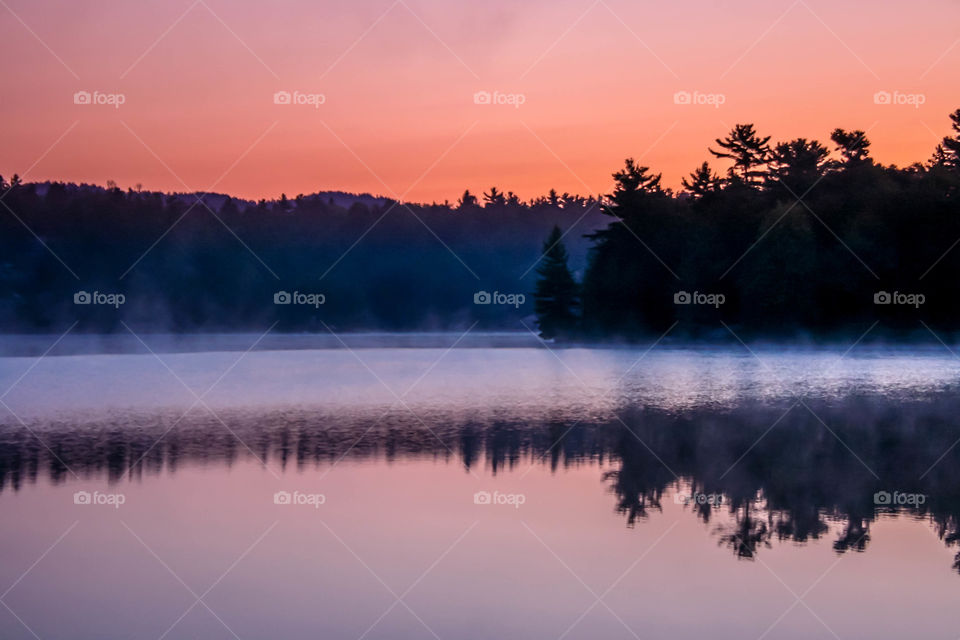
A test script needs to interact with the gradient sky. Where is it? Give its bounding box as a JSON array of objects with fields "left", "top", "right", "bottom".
[{"left": 1, "top": 0, "right": 958, "bottom": 202}]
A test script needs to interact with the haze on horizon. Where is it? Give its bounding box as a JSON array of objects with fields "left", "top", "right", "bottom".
[{"left": 1, "top": 0, "right": 958, "bottom": 203}]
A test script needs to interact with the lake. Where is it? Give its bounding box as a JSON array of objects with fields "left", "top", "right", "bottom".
[{"left": 1, "top": 336, "right": 959, "bottom": 639}]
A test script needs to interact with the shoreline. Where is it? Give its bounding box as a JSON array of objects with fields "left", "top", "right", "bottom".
[{"left": 2, "top": 329, "right": 960, "bottom": 356}]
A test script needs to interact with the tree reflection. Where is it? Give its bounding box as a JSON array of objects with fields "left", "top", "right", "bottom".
[
  {"left": 3, "top": 393, "right": 960, "bottom": 571},
  {"left": 715, "top": 503, "right": 771, "bottom": 559}
]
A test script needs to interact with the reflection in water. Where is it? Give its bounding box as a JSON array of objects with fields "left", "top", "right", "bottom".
[{"left": 2, "top": 393, "right": 960, "bottom": 572}]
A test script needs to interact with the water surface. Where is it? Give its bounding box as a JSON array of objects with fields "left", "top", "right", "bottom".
[{"left": 1, "top": 339, "right": 959, "bottom": 639}]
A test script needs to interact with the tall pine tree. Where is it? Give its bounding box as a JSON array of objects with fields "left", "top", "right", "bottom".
[
  {"left": 533, "top": 226, "right": 579, "bottom": 339},
  {"left": 709, "top": 124, "right": 771, "bottom": 185}
]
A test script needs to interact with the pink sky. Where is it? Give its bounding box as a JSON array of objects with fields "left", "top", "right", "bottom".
[{"left": 1, "top": 0, "right": 958, "bottom": 202}]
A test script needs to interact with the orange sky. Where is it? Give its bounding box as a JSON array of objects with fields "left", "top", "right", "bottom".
[{"left": 1, "top": 0, "right": 958, "bottom": 202}]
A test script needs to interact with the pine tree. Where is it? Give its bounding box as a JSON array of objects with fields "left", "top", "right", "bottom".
[
  {"left": 830, "top": 128, "right": 871, "bottom": 165},
  {"left": 548, "top": 188, "right": 560, "bottom": 207},
  {"left": 482, "top": 186, "right": 505, "bottom": 207},
  {"left": 458, "top": 189, "right": 478, "bottom": 209},
  {"left": 767, "top": 138, "right": 830, "bottom": 194},
  {"left": 603, "top": 158, "right": 663, "bottom": 216},
  {"left": 534, "top": 225, "right": 579, "bottom": 339},
  {"left": 942, "top": 109, "right": 960, "bottom": 169},
  {"left": 709, "top": 124, "right": 771, "bottom": 185},
  {"left": 930, "top": 144, "right": 949, "bottom": 168},
  {"left": 681, "top": 161, "right": 721, "bottom": 199}
]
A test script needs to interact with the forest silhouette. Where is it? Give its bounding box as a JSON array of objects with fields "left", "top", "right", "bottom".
[
  {"left": 565, "top": 108, "right": 960, "bottom": 339},
  {"left": 2, "top": 108, "right": 959, "bottom": 338}
]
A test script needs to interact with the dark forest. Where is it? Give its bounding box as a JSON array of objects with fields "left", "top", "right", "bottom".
[{"left": 3, "top": 108, "right": 960, "bottom": 340}]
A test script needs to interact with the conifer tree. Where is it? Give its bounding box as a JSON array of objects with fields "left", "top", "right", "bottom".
[
  {"left": 533, "top": 225, "right": 579, "bottom": 339},
  {"left": 830, "top": 128, "right": 872, "bottom": 165},
  {"left": 681, "top": 161, "right": 721, "bottom": 199},
  {"left": 942, "top": 109, "right": 960, "bottom": 169},
  {"left": 709, "top": 124, "right": 771, "bottom": 185}
]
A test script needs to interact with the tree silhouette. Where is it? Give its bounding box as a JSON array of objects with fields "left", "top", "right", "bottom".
[
  {"left": 2, "top": 108, "right": 960, "bottom": 338},
  {"left": 768, "top": 138, "right": 830, "bottom": 194},
  {"left": 709, "top": 124, "right": 771, "bottom": 185},
  {"left": 580, "top": 158, "right": 676, "bottom": 336},
  {"left": 457, "top": 189, "right": 478, "bottom": 209},
  {"left": 930, "top": 144, "right": 949, "bottom": 168},
  {"left": 830, "top": 128, "right": 872, "bottom": 164},
  {"left": 483, "top": 186, "right": 506, "bottom": 208},
  {"left": 547, "top": 188, "right": 560, "bottom": 208},
  {"left": 681, "top": 161, "right": 721, "bottom": 199},
  {"left": 942, "top": 108, "right": 960, "bottom": 169},
  {"left": 533, "top": 225, "right": 579, "bottom": 338},
  {"left": 605, "top": 158, "right": 663, "bottom": 210}
]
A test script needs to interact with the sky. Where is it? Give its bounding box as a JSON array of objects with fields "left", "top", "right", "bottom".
[{"left": 1, "top": 0, "right": 958, "bottom": 203}]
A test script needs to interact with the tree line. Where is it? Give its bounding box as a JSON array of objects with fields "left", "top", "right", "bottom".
[
  {"left": 534, "top": 108, "right": 960, "bottom": 340},
  {"left": 0, "top": 179, "right": 605, "bottom": 332},
  {"left": 3, "top": 108, "right": 960, "bottom": 338}
]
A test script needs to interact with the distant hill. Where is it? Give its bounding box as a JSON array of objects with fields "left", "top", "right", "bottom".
[{"left": 31, "top": 182, "right": 398, "bottom": 213}]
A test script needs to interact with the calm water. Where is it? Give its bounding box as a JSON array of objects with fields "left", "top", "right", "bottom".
[{"left": 2, "top": 338, "right": 960, "bottom": 639}]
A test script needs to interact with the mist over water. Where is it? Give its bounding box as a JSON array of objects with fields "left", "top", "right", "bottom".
[
  {"left": 2, "top": 341, "right": 960, "bottom": 640},
  {"left": 3, "top": 0, "right": 959, "bottom": 634},
  {"left": 1, "top": 338, "right": 957, "bottom": 417}
]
